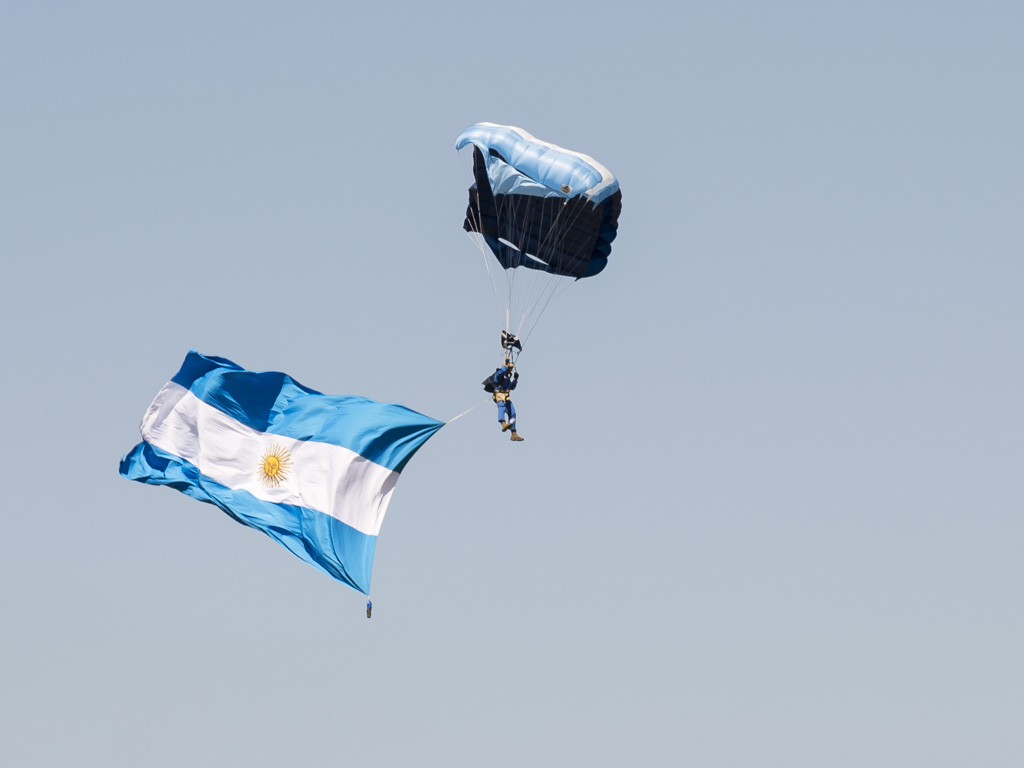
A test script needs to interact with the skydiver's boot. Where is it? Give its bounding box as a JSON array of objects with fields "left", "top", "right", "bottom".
[
  {"left": 510, "top": 431, "right": 524, "bottom": 442},
  {"left": 499, "top": 420, "right": 509, "bottom": 432}
]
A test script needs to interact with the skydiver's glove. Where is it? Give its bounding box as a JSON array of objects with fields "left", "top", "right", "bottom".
[{"left": 513, "top": 372, "right": 519, "bottom": 380}]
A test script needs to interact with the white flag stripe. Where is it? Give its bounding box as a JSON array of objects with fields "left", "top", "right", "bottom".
[{"left": 140, "top": 382, "right": 398, "bottom": 536}]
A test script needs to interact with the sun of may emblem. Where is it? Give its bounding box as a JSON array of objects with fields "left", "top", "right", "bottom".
[{"left": 257, "top": 444, "right": 293, "bottom": 488}]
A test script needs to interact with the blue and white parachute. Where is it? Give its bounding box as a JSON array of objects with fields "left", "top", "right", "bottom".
[{"left": 456, "top": 123, "right": 622, "bottom": 351}]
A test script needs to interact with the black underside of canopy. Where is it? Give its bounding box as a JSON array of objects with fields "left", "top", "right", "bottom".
[{"left": 463, "top": 146, "right": 620, "bottom": 279}]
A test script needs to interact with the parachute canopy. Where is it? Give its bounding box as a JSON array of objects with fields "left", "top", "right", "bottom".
[
  {"left": 456, "top": 123, "right": 622, "bottom": 346},
  {"left": 456, "top": 123, "right": 621, "bottom": 280}
]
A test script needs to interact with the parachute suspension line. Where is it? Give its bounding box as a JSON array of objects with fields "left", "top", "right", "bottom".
[
  {"left": 498, "top": 189, "right": 519, "bottom": 333},
  {"left": 518, "top": 193, "right": 604, "bottom": 345},
  {"left": 459, "top": 149, "right": 507, "bottom": 336},
  {"left": 500, "top": 191, "right": 556, "bottom": 343},
  {"left": 516, "top": 195, "right": 577, "bottom": 344},
  {"left": 465, "top": 195, "right": 508, "bottom": 336},
  {"left": 500, "top": 188, "right": 532, "bottom": 336},
  {"left": 523, "top": 194, "right": 569, "bottom": 336},
  {"left": 520, "top": 275, "right": 574, "bottom": 347},
  {"left": 487, "top": 160, "right": 520, "bottom": 337}
]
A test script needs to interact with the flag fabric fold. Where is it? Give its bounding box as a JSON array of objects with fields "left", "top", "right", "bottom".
[{"left": 120, "top": 350, "right": 444, "bottom": 594}]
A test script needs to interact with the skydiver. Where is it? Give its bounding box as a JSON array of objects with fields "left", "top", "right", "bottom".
[
  {"left": 490, "top": 357, "right": 524, "bottom": 442},
  {"left": 366, "top": 600, "right": 372, "bottom": 619}
]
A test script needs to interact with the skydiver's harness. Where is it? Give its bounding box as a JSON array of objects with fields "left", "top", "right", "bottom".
[{"left": 482, "top": 369, "right": 513, "bottom": 401}]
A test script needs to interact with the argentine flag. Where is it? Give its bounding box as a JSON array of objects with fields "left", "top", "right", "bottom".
[{"left": 120, "top": 351, "right": 444, "bottom": 594}]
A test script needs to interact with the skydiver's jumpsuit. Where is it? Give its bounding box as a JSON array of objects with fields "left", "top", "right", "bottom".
[{"left": 491, "top": 365, "right": 518, "bottom": 430}]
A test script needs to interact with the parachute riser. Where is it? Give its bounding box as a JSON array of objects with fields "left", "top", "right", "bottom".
[{"left": 501, "top": 330, "right": 522, "bottom": 366}]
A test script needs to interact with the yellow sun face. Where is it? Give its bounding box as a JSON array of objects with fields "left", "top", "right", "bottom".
[{"left": 257, "top": 444, "right": 293, "bottom": 488}]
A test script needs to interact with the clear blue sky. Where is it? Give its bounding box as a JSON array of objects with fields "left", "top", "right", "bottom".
[{"left": 2, "top": 2, "right": 1022, "bottom": 765}]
